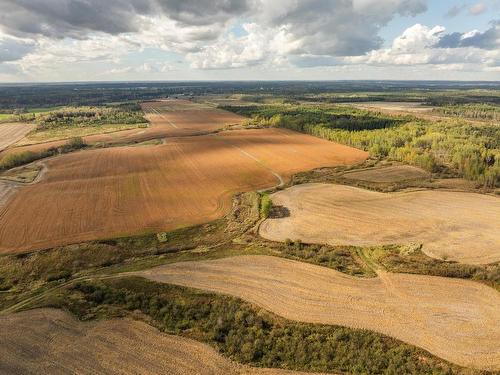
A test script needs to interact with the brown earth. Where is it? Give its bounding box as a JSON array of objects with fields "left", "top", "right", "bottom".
[
  {"left": 0, "top": 308, "right": 327, "bottom": 375},
  {"left": 260, "top": 183, "right": 500, "bottom": 264},
  {"left": 135, "top": 255, "right": 500, "bottom": 371},
  {"left": 342, "top": 165, "right": 430, "bottom": 182},
  {"left": 0, "top": 113, "right": 367, "bottom": 254},
  {"left": 0, "top": 122, "right": 35, "bottom": 152},
  {"left": 0, "top": 100, "right": 245, "bottom": 159}
]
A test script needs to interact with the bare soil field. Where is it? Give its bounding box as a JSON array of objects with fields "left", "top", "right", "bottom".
[
  {"left": 0, "top": 122, "right": 34, "bottom": 151},
  {"left": 0, "top": 181, "right": 16, "bottom": 208},
  {"left": 0, "top": 308, "right": 324, "bottom": 375},
  {"left": 0, "top": 138, "right": 275, "bottom": 253},
  {"left": 342, "top": 165, "right": 430, "bottom": 182},
  {"left": 0, "top": 100, "right": 245, "bottom": 159},
  {"left": 0, "top": 128, "right": 366, "bottom": 254},
  {"left": 136, "top": 255, "right": 500, "bottom": 371},
  {"left": 260, "top": 184, "right": 500, "bottom": 264},
  {"left": 218, "top": 128, "right": 368, "bottom": 180}
]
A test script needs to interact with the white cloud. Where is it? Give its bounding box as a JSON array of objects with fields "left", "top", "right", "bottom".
[
  {"left": 345, "top": 23, "right": 500, "bottom": 70},
  {"left": 186, "top": 23, "right": 299, "bottom": 69}
]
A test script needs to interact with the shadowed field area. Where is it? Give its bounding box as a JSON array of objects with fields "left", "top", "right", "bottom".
[
  {"left": 0, "top": 308, "right": 326, "bottom": 375},
  {"left": 260, "top": 184, "right": 500, "bottom": 264},
  {"left": 135, "top": 255, "right": 500, "bottom": 371}
]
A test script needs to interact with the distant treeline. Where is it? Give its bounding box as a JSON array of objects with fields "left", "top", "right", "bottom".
[
  {"left": 35, "top": 104, "right": 146, "bottom": 130},
  {"left": 432, "top": 104, "right": 500, "bottom": 121},
  {"left": 223, "top": 104, "right": 500, "bottom": 188},
  {"left": 1, "top": 82, "right": 499, "bottom": 108}
]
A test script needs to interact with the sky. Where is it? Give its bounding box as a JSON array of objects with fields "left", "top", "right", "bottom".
[{"left": 0, "top": 0, "right": 499, "bottom": 82}]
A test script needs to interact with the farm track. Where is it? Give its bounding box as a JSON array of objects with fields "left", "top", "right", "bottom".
[
  {"left": 135, "top": 255, "right": 500, "bottom": 371},
  {"left": 0, "top": 122, "right": 35, "bottom": 152},
  {"left": 260, "top": 183, "right": 500, "bottom": 264},
  {"left": 0, "top": 308, "right": 328, "bottom": 375},
  {"left": 0, "top": 101, "right": 367, "bottom": 254}
]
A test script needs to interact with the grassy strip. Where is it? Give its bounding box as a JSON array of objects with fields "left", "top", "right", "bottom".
[
  {"left": 0, "top": 192, "right": 372, "bottom": 310},
  {"left": 363, "top": 245, "right": 500, "bottom": 291},
  {"left": 38, "top": 277, "right": 468, "bottom": 375},
  {"left": 0, "top": 137, "right": 86, "bottom": 171},
  {"left": 21, "top": 123, "right": 147, "bottom": 144}
]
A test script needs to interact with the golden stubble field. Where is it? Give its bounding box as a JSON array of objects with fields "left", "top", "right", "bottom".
[
  {"left": 0, "top": 122, "right": 35, "bottom": 152},
  {"left": 0, "top": 308, "right": 328, "bottom": 375},
  {"left": 0, "top": 103, "right": 367, "bottom": 254},
  {"left": 260, "top": 183, "right": 500, "bottom": 264},
  {"left": 135, "top": 255, "right": 500, "bottom": 371}
]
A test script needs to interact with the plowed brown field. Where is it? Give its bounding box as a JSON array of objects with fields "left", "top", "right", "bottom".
[
  {"left": 0, "top": 308, "right": 326, "bottom": 375},
  {"left": 260, "top": 183, "right": 500, "bottom": 264},
  {"left": 0, "top": 100, "right": 245, "bottom": 158},
  {"left": 135, "top": 255, "right": 500, "bottom": 371},
  {"left": 0, "top": 105, "right": 367, "bottom": 253},
  {"left": 0, "top": 122, "right": 34, "bottom": 152}
]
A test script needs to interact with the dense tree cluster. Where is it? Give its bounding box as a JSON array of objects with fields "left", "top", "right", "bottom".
[
  {"left": 433, "top": 104, "right": 500, "bottom": 121},
  {"left": 59, "top": 278, "right": 459, "bottom": 374},
  {"left": 224, "top": 105, "right": 499, "bottom": 188},
  {"left": 36, "top": 104, "right": 146, "bottom": 130}
]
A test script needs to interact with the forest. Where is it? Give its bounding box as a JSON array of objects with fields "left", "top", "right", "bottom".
[{"left": 222, "top": 104, "right": 500, "bottom": 188}]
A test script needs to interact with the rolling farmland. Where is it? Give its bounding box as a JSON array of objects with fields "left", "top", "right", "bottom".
[
  {"left": 260, "top": 183, "right": 500, "bottom": 264},
  {"left": 0, "top": 122, "right": 35, "bottom": 152},
  {"left": 0, "top": 102, "right": 367, "bottom": 254},
  {"left": 0, "top": 309, "right": 327, "bottom": 375},
  {"left": 135, "top": 255, "right": 500, "bottom": 371}
]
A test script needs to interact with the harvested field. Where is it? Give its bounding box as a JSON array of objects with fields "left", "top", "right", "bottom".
[
  {"left": 0, "top": 181, "right": 16, "bottom": 208},
  {"left": 260, "top": 184, "right": 500, "bottom": 264},
  {"left": 0, "top": 128, "right": 366, "bottom": 253},
  {"left": 0, "top": 138, "right": 275, "bottom": 253},
  {"left": 136, "top": 255, "right": 500, "bottom": 371},
  {"left": 218, "top": 128, "right": 368, "bottom": 180},
  {"left": 342, "top": 165, "right": 430, "bottom": 182},
  {"left": 0, "top": 100, "right": 245, "bottom": 158},
  {"left": 0, "top": 308, "right": 323, "bottom": 375},
  {"left": 0, "top": 123, "right": 34, "bottom": 151}
]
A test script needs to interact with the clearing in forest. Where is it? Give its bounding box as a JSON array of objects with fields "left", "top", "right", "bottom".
[
  {"left": 260, "top": 183, "right": 500, "bottom": 264},
  {"left": 135, "top": 255, "right": 500, "bottom": 371}
]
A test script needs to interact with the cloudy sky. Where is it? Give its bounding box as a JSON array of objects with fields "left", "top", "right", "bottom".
[{"left": 0, "top": 0, "right": 499, "bottom": 82}]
